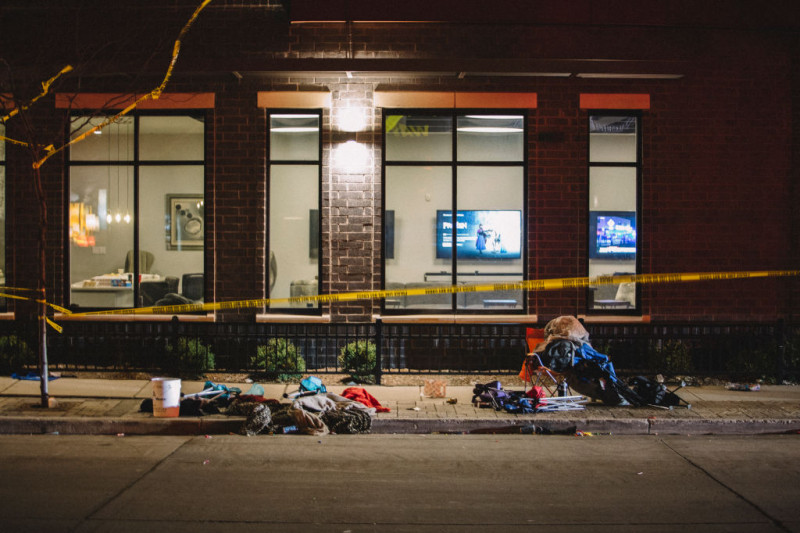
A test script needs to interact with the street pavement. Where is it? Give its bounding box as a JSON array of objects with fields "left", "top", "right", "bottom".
[
  {"left": 1, "top": 433, "right": 799, "bottom": 532},
  {"left": 1, "top": 375, "right": 799, "bottom": 436}
]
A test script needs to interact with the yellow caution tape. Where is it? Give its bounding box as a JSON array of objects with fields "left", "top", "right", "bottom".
[
  {"left": 2, "top": 269, "right": 795, "bottom": 331},
  {"left": 46, "top": 318, "right": 63, "bottom": 334},
  {"left": 64, "top": 269, "right": 799, "bottom": 318},
  {"left": 0, "top": 65, "right": 74, "bottom": 124}
]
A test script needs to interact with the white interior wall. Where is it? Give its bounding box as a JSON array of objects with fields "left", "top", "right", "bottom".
[
  {"left": 385, "top": 166, "right": 452, "bottom": 284},
  {"left": 139, "top": 166, "right": 204, "bottom": 283},
  {"left": 269, "top": 165, "right": 319, "bottom": 301}
]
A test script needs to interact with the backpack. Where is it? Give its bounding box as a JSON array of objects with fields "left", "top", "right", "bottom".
[{"left": 472, "top": 381, "right": 509, "bottom": 410}]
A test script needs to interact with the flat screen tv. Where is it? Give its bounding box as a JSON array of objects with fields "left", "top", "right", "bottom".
[
  {"left": 436, "top": 210, "right": 522, "bottom": 259},
  {"left": 589, "top": 211, "right": 637, "bottom": 260}
]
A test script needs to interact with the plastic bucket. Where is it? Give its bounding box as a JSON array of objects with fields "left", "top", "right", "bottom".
[{"left": 151, "top": 377, "right": 181, "bottom": 418}]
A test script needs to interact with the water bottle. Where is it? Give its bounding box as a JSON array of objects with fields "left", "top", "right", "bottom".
[{"left": 558, "top": 382, "right": 568, "bottom": 397}]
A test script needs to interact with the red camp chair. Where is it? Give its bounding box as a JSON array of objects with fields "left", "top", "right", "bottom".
[{"left": 520, "top": 328, "right": 570, "bottom": 397}]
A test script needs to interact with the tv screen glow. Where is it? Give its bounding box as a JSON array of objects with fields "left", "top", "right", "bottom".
[
  {"left": 436, "top": 210, "right": 522, "bottom": 259},
  {"left": 590, "top": 211, "right": 636, "bottom": 259}
]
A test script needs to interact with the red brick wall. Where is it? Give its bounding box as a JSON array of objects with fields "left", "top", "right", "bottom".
[{"left": 1, "top": 7, "right": 797, "bottom": 325}]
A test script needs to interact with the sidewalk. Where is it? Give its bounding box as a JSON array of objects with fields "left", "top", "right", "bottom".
[{"left": 1, "top": 376, "right": 799, "bottom": 436}]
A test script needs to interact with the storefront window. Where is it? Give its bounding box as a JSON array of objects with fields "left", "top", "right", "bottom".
[
  {"left": 267, "top": 112, "right": 321, "bottom": 311},
  {"left": 384, "top": 112, "right": 526, "bottom": 312},
  {"left": 68, "top": 113, "right": 205, "bottom": 310},
  {"left": 587, "top": 114, "right": 640, "bottom": 312}
]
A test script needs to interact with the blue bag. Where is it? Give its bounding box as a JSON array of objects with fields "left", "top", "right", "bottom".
[{"left": 300, "top": 376, "right": 327, "bottom": 394}]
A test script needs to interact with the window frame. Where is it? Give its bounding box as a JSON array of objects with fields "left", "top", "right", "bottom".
[
  {"left": 265, "top": 108, "right": 323, "bottom": 315},
  {"left": 65, "top": 109, "right": 207, "bottom": 311},
  {"left": 381, "top": 108, "right": 529, "bottom": 315},
  {"left": 0, "top": 125, "right": 5, "bottom": 312},
  {"left": 586, "top": 110, "right": 642, "bottom": 315}
]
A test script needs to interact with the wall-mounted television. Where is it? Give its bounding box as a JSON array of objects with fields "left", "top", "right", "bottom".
[
  {"left": 436, "top": 210, "right": 522, "bottom": 259},
  {"left": 589, "top": 211, "right": 637, "bottom": 260}
]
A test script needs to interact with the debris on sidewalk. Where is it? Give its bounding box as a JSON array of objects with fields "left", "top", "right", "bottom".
[
  {"left": 472, "top": 380, "right": 584, "bottom": 413},
  {"left": 422, "top": 379, "right": 447, "bottom": 398},
  {"left": 726, "top": 382, "right": 761, "bottom": 391}
]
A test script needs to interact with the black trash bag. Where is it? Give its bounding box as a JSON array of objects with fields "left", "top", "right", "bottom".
[
  {"left": 628, "top": 376, "right": 682, "bottom": 407},
  {"left": 567, "top": 359, "right": 638, "bottom": 406},
  {"left": 542, "top": 339, "right": 578, "bottom": 373}
]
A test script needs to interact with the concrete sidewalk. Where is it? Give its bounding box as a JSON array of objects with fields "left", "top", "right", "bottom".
[{"left": 1, "top": 376, "right": 799, "bottom": 436}]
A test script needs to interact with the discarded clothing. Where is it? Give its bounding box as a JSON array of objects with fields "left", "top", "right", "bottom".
[
  {"left": 321, "top": 408, "right": 372, "bottom": 434},
  {"left": 180, "top": 397, "right": 222, "bottom": 416},
  {"left": 341, "top": 387, "right": 390, "bottom": 413},
  {"left": 242, "top": 403, "right": 273, "bottom": 436},
  {"left": 276, "top": 407, "right": 329, "bottom": 436},
  {"left": 292, "top": 393, "right": 339, "bottom": 413},
  {"left": 472, "top": 381, "right": 541, "bottom": 413}
]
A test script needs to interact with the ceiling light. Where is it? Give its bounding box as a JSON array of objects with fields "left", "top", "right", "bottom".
[
  {"left": 270, "top": 114, "right": 319, "bottom": 119},
  {"left": 576, "top": 73, "right": 684, "bottom": 79},
  {"left": 464, "top": 115, "right": 524, "bottom": 120},
  {"left": 271, "top": 127, "right": 319, "bottom": 133},
  {"left": 457, "top": 127, "right": 524, "bottom": 133}
]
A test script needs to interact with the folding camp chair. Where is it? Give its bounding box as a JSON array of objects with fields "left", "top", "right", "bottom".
[{"left": 520, "top": 328, "right": 572, "bottom": 398}]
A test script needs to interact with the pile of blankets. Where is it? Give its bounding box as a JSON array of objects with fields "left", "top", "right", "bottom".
[
  {"left": 236, "top": 387, "right": 389, "bottom": 436},
  {"left": 140, "top": 381, "right": 390, "bottom": 436}
]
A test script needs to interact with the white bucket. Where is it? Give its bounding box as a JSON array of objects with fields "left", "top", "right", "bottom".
[{"left": 151, "top": 377, "right": 181, "bottom": 418}]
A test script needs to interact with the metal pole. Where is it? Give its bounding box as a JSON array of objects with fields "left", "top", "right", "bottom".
[{"left": 375, "top": 318, "right": 382, "bottom": 385}]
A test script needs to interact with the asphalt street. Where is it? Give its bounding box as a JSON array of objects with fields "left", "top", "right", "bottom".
[{"left": 0, "top": 434, "right": 798, "bottom": 532}]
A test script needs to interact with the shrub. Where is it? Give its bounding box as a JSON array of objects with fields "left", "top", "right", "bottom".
[
  {"left": 251, "top": 338, "right": 306, "bottom": 381},
  {"left": 0, "top": 335, "right": 35, "bottom": 375},
  {"left": 164, "top": 337, "right": 215, "bottom": 376},
  {"left": 338, "top": 340, "right": 376, "bottom": 384},
  {"left": 646, "top": 339, "right": 692, "bottom": 375}
]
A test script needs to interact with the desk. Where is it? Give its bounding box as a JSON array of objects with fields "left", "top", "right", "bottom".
[
  {"left": 70, "top": 273, "right": 158, "bottom": 308},
  {"left": 71, "top": 285, "right": 134, "bottom": 308},
  {"left": 594, "top": 299, "right": 632, "bottom": 309}
]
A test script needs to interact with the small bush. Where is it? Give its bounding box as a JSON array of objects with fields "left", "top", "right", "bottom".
[
  {"left": 0, "top": 335, "right": 35, "bottom": 375},
  {"left": 164, "top": 337, "right": 215, "bottom": 376},
  {"left": 251, "top": 338, "right": 306, "bottom": 381},
  {"left": 647, "top": 339, "right": 692, "bottom": 375},
  {"left": 338, "top": 340, "right": 376, "bottom": 384}
]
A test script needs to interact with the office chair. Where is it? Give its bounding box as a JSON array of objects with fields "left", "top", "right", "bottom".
[
  {"left": 155, "top": 273, "right": 204, "bottom": 306},
  {"left": 181, "top": 273, "right": 204, "bottom": 302},
  {"left": 140, "top": 276, "right": 179, "bottom": 307},
  {"left": 125, "top": 250, "right": 155, "bottom": 274}
]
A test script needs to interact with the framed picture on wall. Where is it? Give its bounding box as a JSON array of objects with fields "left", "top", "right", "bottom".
[{"left": 167, "top": 194, "right": 204, "bottom": 250}]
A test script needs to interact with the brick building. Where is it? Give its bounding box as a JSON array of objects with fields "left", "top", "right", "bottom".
[{"left": 0, "top": 0, "right": 798, "bottom": 336}]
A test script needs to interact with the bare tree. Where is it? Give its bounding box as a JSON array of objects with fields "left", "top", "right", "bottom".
[{"left": 0, "top": 0, "right": 213, "bottom": 407}]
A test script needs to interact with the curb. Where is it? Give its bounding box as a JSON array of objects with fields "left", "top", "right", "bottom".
[{"left": 1, "top": 416, "right": 799, "bottom": 436}]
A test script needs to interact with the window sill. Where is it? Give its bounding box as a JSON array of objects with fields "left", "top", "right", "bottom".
[
  {"left": 55, "top": 313, "right": 214, "bottom": 322},
  {"left": 255, "top": 313, "right": 331, "bottom": 323},
  {"left": 578, "top": 314, "right": 651, "bottom": 324},
  {"left": 373, "top": 314, "right": 539, "bottom": 324}
]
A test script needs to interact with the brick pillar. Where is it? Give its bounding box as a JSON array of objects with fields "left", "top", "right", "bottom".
[{"left": 324, "top": 81, "right": 380, "bottom": 322}]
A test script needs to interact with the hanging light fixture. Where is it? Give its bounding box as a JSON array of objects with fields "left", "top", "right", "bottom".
[
  {"left": 106, "top": 120, "right": 113, "bottom": 224},
  {"left": 123, "top": 120, "right": 132, "bottom": 224},
  {"left": 115, "top": 120, "right": 122, "bottom": 223}
]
